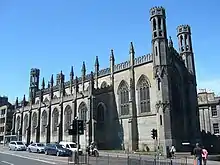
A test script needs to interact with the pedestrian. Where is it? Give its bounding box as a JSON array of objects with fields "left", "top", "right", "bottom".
[
  {"left": 169, "top": 145, "right": 176, "bottom": 158},
  {"left": 193, "top": 143, "right": 203, "bottom": 165},
  {"left": 202, "top": 147, "right": 208, "bottom": 165}
]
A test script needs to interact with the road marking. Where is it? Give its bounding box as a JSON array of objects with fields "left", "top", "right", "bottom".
[
  {"left": 0, "top": 151, "right": 56, "bottom": 164},
  {"left": 1, "top": 161, "right": 14, "bottom": 165}
]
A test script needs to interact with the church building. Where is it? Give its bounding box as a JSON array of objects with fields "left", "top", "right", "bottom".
[{"left": 11, "top": 6, "right": 200, "bottom": 155}]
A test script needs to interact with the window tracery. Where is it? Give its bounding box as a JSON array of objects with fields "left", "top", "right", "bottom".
[
  {"left": 64, "top": 105, "right": 72, "bottom": 132},
  {"left": 52, "top": 108, "right": 59, "bottom": 134},
  {"left": 137, "top": 76, "right": 151, "bottom": 113},
  {"left": 41, "top": 110, "right": 47, "bottom": 134},
  {"left": 118, "top": 81, "right": 130, "bottom": 116}
]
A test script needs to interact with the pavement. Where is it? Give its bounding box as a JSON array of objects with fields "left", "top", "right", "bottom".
[{"left": 0, "top": 146, "right": 219, "bottom": 165}]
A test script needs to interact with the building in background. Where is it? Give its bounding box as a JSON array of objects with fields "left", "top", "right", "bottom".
[
  {"left": 0, "top": 97, "right": 15, "bottom": 144},
  {"left": 0, "top": 96, "right": 8, "bottom": 107},
  {"left": 12, "top": 6, "right": 200, "bottom": 155},
  {"left": 198, "top": 89, "right": 220, "bottom": 135}
]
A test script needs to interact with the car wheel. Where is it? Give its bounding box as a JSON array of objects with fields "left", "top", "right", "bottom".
[
  {"left": 56, "top": 151, "right": 60, "bottom": 156},
  {"left": 45, "top": 150, "right": 48, "bottom": 155}
]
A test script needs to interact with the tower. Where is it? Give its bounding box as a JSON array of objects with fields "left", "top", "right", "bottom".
[
  {"left": 177, "top": 25, "right": 196, "bottom": 75},
  {"left": 177, "top": 25, "right": 200, "bottom": 142},
  {"left": 150, "top": 6, "right": 172, "bottom": 155},
  {"left": 29, "top": 68, "right": 40, "bottom": 103}
]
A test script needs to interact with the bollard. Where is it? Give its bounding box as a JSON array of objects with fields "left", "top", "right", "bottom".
[
  {"left": 68, "top": 151, "right": 73, "bottom": 163},
  {"left": 74, "top": 151, "right": 79, "bottom": 164}
]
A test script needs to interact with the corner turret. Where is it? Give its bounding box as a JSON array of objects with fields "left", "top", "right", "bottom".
[
  {"left": 177, "top": 25, "right": 195, "bottom": 75},
  {"left": 29, "top": 68, "right": 40, "bottom": 103}
]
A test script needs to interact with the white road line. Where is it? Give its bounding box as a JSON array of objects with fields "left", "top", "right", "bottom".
[
  {"left": 0, "top": 151, "right": 56, "bottom": 164},
  {"left": 1, "top": 161, "right": 14, "bottom": 165},
  {"left": 1, "top": 151, "right": 69, "bottom": 164}
]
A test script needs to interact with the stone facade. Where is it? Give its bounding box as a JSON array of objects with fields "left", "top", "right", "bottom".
[
  {"left": 198, "top": 89, "right": 220, "bottom": 135},
  {"left": 11, "top": 6, "right": 200, "bottom": 155},
  {"left": 0, "top": 101, "right": 14, "bottom": 143}
]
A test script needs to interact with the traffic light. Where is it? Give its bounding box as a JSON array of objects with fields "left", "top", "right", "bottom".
[
  {"left": 68, "top": 120, "right": 77, "bottom": 135},
  {"left": 151, "top": 129, "right": 158, "bottom": 139},
  {"left": 77, "top": 120, "right": 84, "bottom": 135},
  {"left": 68, "top": 119, "right": 84, "bottom": 135}
]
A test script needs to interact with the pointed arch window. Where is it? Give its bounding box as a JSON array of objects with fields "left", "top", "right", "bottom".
[
  {"left": 97, "top": 104, "right": 105, "bottom": 122},
  {"left": 118, "top": 81, "right": 130, "bottom": 116},
  {"left": 64, "top": 105, "right": 72, "bottom": 132},
  {"left": 41, "top": 110, "right": 47, "bottom": 135},
  {"left": 43, "top": 98, "right": 49, "bottom": 103},
  {"left": 23, "top": 114, "right": 28, "bottom": 135},
  {"left": 32, "top": 112, "right": 37, "bottom": 134},
  {"left": 78, "top": 102, "right": 87, "bottom": 123},
  {"left": 101, "top": 81, "right": 108, "bottom": 88},
  {"left": 52, "top": 108, "right": 59, "bottom": 134},
  {"left": 16, "top": 116, "right": 21, "bottom": 133},
  {"left": 137, "top": 76, "right": 151, "bottom": 113}
]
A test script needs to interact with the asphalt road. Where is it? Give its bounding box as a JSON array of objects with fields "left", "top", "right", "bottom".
[
  {"left": 0, "top": 148, "right": 154, "bottom": 165},
  {"left": 0, "top": 147, "right": 218, "bottom": 165}
]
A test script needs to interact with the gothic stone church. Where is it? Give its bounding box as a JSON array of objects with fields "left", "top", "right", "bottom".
[{"left": 12, "top": 6, "right": 200, "bottom": 155}]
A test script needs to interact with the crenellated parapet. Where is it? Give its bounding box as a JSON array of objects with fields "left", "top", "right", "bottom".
[
  {"left": 98, "top": 68, "right": 110, "bottom": 77},
  {"left": 134, "top": 54, "right": 152, "bottom": 66},
  {"left": 93, "top": 85, "right": 113, "bottom": 95}
]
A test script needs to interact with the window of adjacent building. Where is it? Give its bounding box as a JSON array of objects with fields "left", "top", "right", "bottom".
[
  {"left": 213, "top": 123, "right": 219, "bottom": 134},
  {"left": 211, "top": 105, "right": 217, "bottom": 117}
]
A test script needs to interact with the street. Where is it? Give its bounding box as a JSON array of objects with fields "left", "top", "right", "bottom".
[
  {"left": 0, "top": 147, "right": 165, "bottom": 165},
  {"left": 0, "top": 147, "right": 219, "bottom": 165},
  {"left": 0, "top": 147, "right": 128, "bottom": 165}
]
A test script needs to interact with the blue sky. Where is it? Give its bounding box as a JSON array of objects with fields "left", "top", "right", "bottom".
[{"left": 0, "top": 0, "right": 219, "bottom": 103}]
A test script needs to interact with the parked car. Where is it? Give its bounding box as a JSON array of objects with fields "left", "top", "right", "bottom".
[
  {"left": 44, "top": 143, "right": 72, "bottom": 156},
  {"left": 59, "top": 141, "right": 83, "bottom": 155},
  {"left": 27, "top": 143, "right": 45, "bottom": 153},
  {"left": 9, "top": 141, "right": 26, "bottom": 151}
]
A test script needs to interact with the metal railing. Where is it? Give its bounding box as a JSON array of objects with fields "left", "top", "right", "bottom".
[{"left": 65, "top": 154, "right": 189, "bottom": 165}]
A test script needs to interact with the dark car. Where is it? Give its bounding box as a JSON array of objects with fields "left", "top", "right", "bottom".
[{"left": 44, "top": 143, "right": 72, "bottom": 156}]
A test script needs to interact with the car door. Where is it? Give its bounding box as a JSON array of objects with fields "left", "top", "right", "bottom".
[
  {"left": 46, "top": 144, "right": 51, "bottom": 154},
  {"left": 52, "top": 145, "right": 57, "bottom": 155},
  {"left": 33, "top": 144, "right": 37, "bottom": 152},
  {"left": 9, "top": 142, "right": 15, "bottom": 150}
]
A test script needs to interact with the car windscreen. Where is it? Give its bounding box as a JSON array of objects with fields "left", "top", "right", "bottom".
[
  {"left": 37, "top": 144, "right": 44, "bottom": 147},
  {"left": 17, "top": 142, "right": 23, "bottom": 145},
  {"left": 56, "top": 144, "right": 63, "bottom": 149},
  {"left": 69, "top": 144, "right": 77, "bottom": 148}
]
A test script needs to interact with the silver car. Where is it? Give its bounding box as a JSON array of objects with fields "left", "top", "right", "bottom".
[
  {"left": 27, "top": 143, "right": 45, "bottom": 153},
  {"left": 9, "top": 141, "right": 26, "bottom": 151}
]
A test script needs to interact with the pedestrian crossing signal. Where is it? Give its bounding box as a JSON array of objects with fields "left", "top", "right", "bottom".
[
  {"left": 68, "top": 119, "right": 84, "bottom": 135},
  {"left": 151, "top": 129, "right": 157, "bottom": 139}
]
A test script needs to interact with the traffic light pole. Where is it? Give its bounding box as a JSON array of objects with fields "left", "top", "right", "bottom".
[{"left": 75, "top": 118, "right": 79, "bottom": 164}]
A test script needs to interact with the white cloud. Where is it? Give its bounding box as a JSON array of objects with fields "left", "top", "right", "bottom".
[{"left": 197, "top": 79, "right": 220, "bottom": 95}]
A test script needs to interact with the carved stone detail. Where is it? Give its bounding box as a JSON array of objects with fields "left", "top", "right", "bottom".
[
  {"left": 153, "top": 65, "right": 168, "bottom": 79},
  {"left": 155, "top": 100, "right": 170, "bottom": 113}
]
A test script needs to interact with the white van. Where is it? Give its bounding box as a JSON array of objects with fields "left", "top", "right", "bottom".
[{"left": 59, "top": 141, "right": 83, "bottom": 155}]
